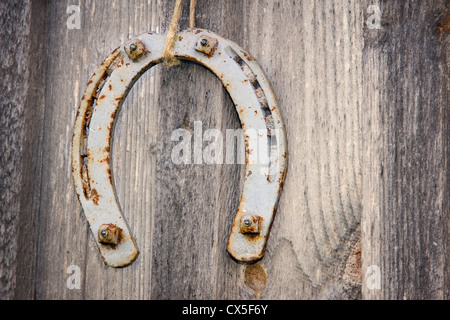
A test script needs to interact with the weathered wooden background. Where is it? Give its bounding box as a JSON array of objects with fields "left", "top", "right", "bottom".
[{"left": 1, "top": 0, "right": 448, "bottom": 300}]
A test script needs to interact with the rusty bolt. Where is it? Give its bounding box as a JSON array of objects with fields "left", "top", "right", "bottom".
[
  {"left": 195, "top": 35, "right": 218, "bottom": 57},
  {"left": 125, "top": 40, "right": 146, "bottom": 62},
  {"left": 98, "top": 224, "right": 122, "bottom": 246},
  {"left": 240, "top": 215, "right": 262, "bottom": 235},
  {"left": 243, "top": 217, "right": 252, "bottom": 227}
]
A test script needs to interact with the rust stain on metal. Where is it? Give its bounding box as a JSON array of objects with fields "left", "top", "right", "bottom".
[
  {"left": 81, "top": 164, "right": 91, "bottom": 198},
  {"left": 98, "top": 224, "right": 123, "bottom": 247},
  {"left": 240, "top": 215, "right": 263, "bottom": 234},
  {"left": 242, "top": 51, "right": 255, "bottom": 61},
  {"left": 195, "top": 35, "right": 218, "bottom": 57},
  {"left": 91, "top": 188, "right": 100, "bottom": 205},
  {"left": 277, "top": 166, "right": 288, "bottom": 192},
  {"left": 99, "top": 156, "right": 111, "bottom": 164},
  {"left": 107, "top": 169, "right": 113, "bottom": 184},
  {"left": 116, "top": 59, "right": 124, "bottom": 69},
  {"left": 244, "top": 263, "right": 267, "bottom": 295},
  {"left": 243, "top": 234, "right": 263, "bottom": 244},
  {"left": 125, "top": 40, "right": 147, "bottom": 61},
  {"left": 75, "top": 52, "right": 120, "bottom": 202}
]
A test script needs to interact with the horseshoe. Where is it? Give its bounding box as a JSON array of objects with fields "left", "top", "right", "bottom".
[{"left": 72, "top": 29, "right": 288, "bottom": 268}]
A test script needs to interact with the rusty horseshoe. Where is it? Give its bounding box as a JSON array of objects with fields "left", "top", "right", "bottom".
[{"left": 72, "top": 29, "right": 288, "bottom": 268}]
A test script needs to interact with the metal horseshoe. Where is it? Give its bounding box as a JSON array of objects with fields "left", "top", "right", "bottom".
[{"left": 72, "top": 29, "right": 288, "bottom": 268}]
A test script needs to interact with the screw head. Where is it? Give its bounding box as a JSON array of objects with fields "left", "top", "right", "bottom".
[
  {"left": 98, "top": 224, "right": 122, "bottom": 246},
  {"left": 240, "top": 215, "right": 262, "bottom": 235},
  {"left": 125, "top": 40, "right": 146, "bottom": 61},
  {"left": 195, "top": 36, "right": 218, "bottom": 57}
]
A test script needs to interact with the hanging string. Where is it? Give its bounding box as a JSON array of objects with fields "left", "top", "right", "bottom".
[
  {"left": 189, "top": 0, "right": 197, "bottom": 28},
  {"left": 163, "top": 0, "right": 197, "bottom": 67},
  {"left": 162, "top": 0, "right": 183, "bottom": 67}
]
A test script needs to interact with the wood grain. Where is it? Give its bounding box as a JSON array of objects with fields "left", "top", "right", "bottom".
[
  {"left": 0, "top": 0, "right": 30, "bottom": 300},
  {"left": 1, "top": 0, "right": 447, "bottom": 300},
  {"left": 361, "top": 0, "right": 449, "bottom": 299}
]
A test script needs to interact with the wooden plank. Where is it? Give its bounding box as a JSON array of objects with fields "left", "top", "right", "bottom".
[
  {"left": 244, "top": 0, "right": 364, "bottom": 299},
  {"left": 81, "top": 0, "right": 163, "bottom": 300},
  {"left": 445, "top": 21, "right": 450, "bottom": 301},
  {"left": 361, "top": 0, "right": 449, "bottom": 299},
  {"left": 145, "top": 0, "right": 248, "bottom": 300},
  {"left": 28, "top": 0, "right": 95, "bottom": 299},
  {"left": 13, "top": 0, "right": 52, "bottom": 300},
  {"left": 0, "top": 0, "right": 30, "bottom": 300},
  {"left": 0, "top": 0, "right": 53, "bottom": 300}
]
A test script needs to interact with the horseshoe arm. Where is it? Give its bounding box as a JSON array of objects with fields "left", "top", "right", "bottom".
[{"left": 72, "top": 29, "right": 288, "bottom": 267}]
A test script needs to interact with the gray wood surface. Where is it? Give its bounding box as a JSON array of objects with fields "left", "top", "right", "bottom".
[
  {"left": 0, "top": 0, "right": 29, "bottom": 299},
  {"left": 361, "top": 0, "right": 449, "bottom": 300},
  {"left": 0, "top": 0, "right": 448, "bottom": 300}
]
